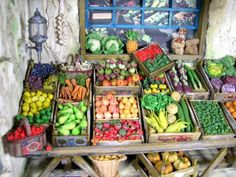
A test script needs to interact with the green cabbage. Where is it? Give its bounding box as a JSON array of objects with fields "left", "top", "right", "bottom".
[
  {"left": 86, "top": 32, "right": 102, "bottom": 54},
  {"left": 102, "top": 36, "right": 124, "bottom": 54}
]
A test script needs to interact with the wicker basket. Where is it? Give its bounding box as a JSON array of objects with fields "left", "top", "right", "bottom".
[{"left": 89, "top": 155, "right": 127, "bottom": 177}]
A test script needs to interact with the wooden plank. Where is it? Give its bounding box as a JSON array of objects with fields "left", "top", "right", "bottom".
[
  {"left": 79, "top": 0, "right": 86, "bottom": 57},
  {"left": 168, "top": 54, "right": 203, "bottom": 61},
  {"left": 72, "top": 156, "right": 100, "bottom": 177},
  {"left": 196, "top": 0, "right": 211, "bottom": 55},
  {"left": 201, "top": 148, "right": 228, "bottom": 177},
  {"left": 132, "top": 160, "right": 149, "bottom": 177},
  {"left": 84, "top": 54, "right": 130, "bottom": 60},
  {"left": 39, "top": 157, "right": 61, "bottom": 177},
  {"left": 27, "top": 139, "right": 236, "bottom": 157}
]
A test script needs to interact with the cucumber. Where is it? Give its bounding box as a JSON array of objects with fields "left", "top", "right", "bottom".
[
  {"left": 190, "top": 69, "right": 203, "bottom": 90},
  {"left": 180, "top": 98, "right": 193, "bottom": 132}
]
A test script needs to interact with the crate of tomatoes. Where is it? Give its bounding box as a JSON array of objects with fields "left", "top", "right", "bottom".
[{"left": 133, "top": 43, "right": 175, "bottom": 77}]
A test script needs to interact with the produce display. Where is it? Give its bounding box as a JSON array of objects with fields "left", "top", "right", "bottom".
[
  {"left": 225, "top": 101, "right": 236, "bottom": 119},
  {"left": 55, "top": 102, "right": 88, "bottom": 136},
  {"left": 86, "top": 32, "right": 124, "bottom": 54},
  {"left": 192, "top": 101, "right": 232, "bottom": 135},
  {"left": 60, "top": 60, "right": 93, "bottom": 72},
  {"left": 125, "top": 30, "right": 139, "bottom": 54},
  {"left": 135, "top": 44, "right": 170, "bottom": 72},
  {"left": 142, "top": 73, "right": 170, "bottom": 94},
  {"left": 204, "top": 56, "right": 236, "bottom": 93},
  {"left": 168, "top": 62, "right": 204, "bottom": 93},
  {"left": 91, "top": 154, "right": 126, "bottom": 161},
  {"left": 7, "top": 124, "right": 45, "bottom": 141},
  {"left": 58, "top": 73, "right": 91, "bottom": 103},
  {"left": 20, "top": 90, "right": 54, "bottom": 117},
  {"left": 142, "top": 93, "right": 194, "bottom": 133},
  {"left": 95, "top": 59, "right": 140, "bottom": 86},
  {"left": 146, "top": 151, "right": 193, "bottom": 175},
  {"left": 28, "top": 63, "right": 57, "bottom": 90},
  {"left": 95, "top": 94, "right": 139, "bottom": 120},
  {"left": 92, "top": 120, "right": 143, "bottom": 145}
]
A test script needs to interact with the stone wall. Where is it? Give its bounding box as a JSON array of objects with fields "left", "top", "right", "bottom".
[
  {"left": 205, "top": 0, "right": 236, "bottom": 59},
  {"left": 0, "top": 0, "right": 79, "bottom": 176}
]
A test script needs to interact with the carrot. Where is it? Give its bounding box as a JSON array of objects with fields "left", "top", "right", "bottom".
[
  {"left": 77, "top": 87, "right": 83, "bottom": 101},
  {"left": 81, "top": 87, "right": 87, "bottom": 100},
  {"left": 60, "top": 86, "right": 65, "bottom": 97},
  {"left": 67, "top": 86, "right": 73, "bottom": 94},
  {"left": 65, "top": 79, "right": 73, "bottom": 88},
  {"left": 64, "top": 87, "right": 71, "bottom": 100},
  {"left": 71, "top": 78, "right": 77, "bottom": 87},
  {"left": 86, "top": 78, "right": 91, "bottom": 96},
  {"left": 72, "top": 90, "right": 79, "bottom": 100},
  {"left": 72, "top": 85, "right": 80, "bottom": 96}
]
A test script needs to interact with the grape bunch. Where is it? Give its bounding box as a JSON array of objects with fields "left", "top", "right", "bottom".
[
  {"left": 31, "top": 64, "right": 55, "bottom": 78},
  {"left": 28, "top": 75, "right": 43, "bottom": 90}
]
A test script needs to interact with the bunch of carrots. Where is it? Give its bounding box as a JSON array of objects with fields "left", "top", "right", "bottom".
[{"left": 59, "top": 78, "right": 91, "bottom": 103}]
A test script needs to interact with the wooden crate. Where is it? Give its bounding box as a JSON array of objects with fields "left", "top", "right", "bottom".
[
  {"left": 52, "top": 102, "right": 91, "bottom": 147},
  {"left": 132, "top": 43, "right": 175, "bottom": 77},
  {"left": 166, "top": 60, "right": 210, "bottom": 100},
  {"left": 49, "top": 170, "right": 89, "bottom": 177},
  {"left": 197, "top": 60, "right": 236, "bottom": 101},
  {"left": 189, "top": 100, "right": 236, "bottom": 140},
  {"left": 93, "top": 70, "right": 141, "bottom": 95},
  {"left": 142, "top": 98, "right": 201, "bottom": 142},
  {"left": 136, "top": 154, "right": 199, "bottom": 177},
  {"left": 221, "top": 103, "right": 236, "bottom": 132}
]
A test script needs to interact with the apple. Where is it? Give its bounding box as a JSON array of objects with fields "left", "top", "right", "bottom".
[{"left": 111, "top": 79, "right": 117, "bottom": 86}]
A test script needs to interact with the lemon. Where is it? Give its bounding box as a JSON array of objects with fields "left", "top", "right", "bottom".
[
  {"left": 36, "top": 91, "right": 43, "bottom": 96},
  {"left": 22, "top": 112, "right": 28, "bottom": 116},
  {"left": 48, "top": 93, "right": 54, "bottom": 100},
  {"left": 24, "top": 97, "right": 32, "bottom": 103},
  {"left": 28, "top": 112, "right": 34, "bottom": 117},
  {"left": 43, "top": 101, "right": 50, "bottom": 108},
  {"left": 36, "top": 101, "right": 43, "bottom": 108},
  {"left": 39, "top": 96, "right": 46, "bottom": 102},
  {"left": 23, "top": 91, "right": 31, "bottom": 97},
  {"left": 23, "top": 103, "right": 29, "bottom": 107},
  {"left": 42, "top": 93, "right": 48, "bottom": 98},
  {"left": 46, "top": 98, "right": 52, "bottom": 103},
  {"left": 31, "top": 91, "right": 36, "bottom": 96},
  {"left": 32, "top": 96, "right": 39, "bottom": 102},
  {"left": 30, "top": 102, "right": 37, "bottom": 108},
  {"left": 22, "top": 105, "right": 30, "bottom": 112}
]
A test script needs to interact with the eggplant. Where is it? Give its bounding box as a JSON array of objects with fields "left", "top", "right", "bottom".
[
  {"left": 173, "top": 77, "right": 183, "bottom": 93},
  {"left": 182, "top": 80, "right": 192, "bottom": 93},
  {"left": 211, "top": 78, "right": 223, "bottom": 92}
]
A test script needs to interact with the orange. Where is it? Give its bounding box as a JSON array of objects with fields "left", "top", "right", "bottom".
[
  {"left": 225, "top": 102, "right": 233, "bottom": 108},
  {"left": 232, "top": 112, "right": 236, "bottom": 119},
  {"left": 233, "top": 101, "right": 236, "bottom": 106},
  {"left": 229, "top": 107, "right": 235, "bottom": 113}
]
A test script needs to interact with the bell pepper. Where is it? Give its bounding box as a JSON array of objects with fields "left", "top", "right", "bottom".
[
  {"left": 144, "top": 88, "right": 152, "bottom": 94},
  {"left": 150, "top": 84, "right": 158, "bottom": 89}
]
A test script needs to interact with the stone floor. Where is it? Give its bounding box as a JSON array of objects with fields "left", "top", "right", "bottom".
[{"left": 23, "top": 150, "right": 236, "bottom": 177}]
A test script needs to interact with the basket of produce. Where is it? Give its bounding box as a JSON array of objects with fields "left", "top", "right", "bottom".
[
  {"left": 57, "top": 72, "right": 91, "bottom": 104},
  {"left": 136, "top": 152, "right": 198, "bottom": 177},
  {"left": 24, "top": 60, "right": 58, "bottom": 91},
  {"left": 222, "top": 101, "right": 236, "bottom": 132},
  {"left": 94, "top": 59, "right": 141, "bottom": 95},
  {"left": 167, "top": 61, "right": 210, "bottom": 100},
  {"left": 60, "top": 55, "right": 93, "bottom": 77},
  {"left": 141, "top": 93, "right": 201, "bottom": 142},
  {"left": 5, "top": 118, "right": 46, "bottom": 156},
  {"left": 53, "top": 102, "right": 90, "bottom": 147},
  {"left": 142, "top": 73, "right": 171, "bottom": 95},
  {"left": 197, "top": 56, "right": 236, "bottom": 101},
  {"left": 89, "top": 155, "right": 127, "bottom": 177},
  {"left": 91, "top": 119, "right": 144, "bottom": 145},
  {"left": 17, "top": 90, "right": 55, "bottom": 126},
  {"left": 133, "top": 43, "right": 175, "bottom": 77},
  {"left": 189, "top": 100, "right": 235, "bottom": 140},
  {"left": 94, "top": 93, "right": 141, "bottom": 120}
]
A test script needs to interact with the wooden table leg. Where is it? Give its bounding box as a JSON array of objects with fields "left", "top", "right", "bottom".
[
  {"left": 72, "top": 156, "right": 100, "bottom": 177},
  {"left": 201, "top": 148, "right": 228, "bottom": 177},
  {"left": 39, "top": 157, "right": 61, "bottom": 177}
]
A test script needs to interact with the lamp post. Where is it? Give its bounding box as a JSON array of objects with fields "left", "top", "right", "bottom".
[{"left": 28, "top": 8, "right": 48, "bottom": 62}]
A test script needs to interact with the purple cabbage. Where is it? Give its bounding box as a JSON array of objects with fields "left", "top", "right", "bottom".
[
  {"left": 222, "top": 76, "right": 236, "bottom": 85},
  {"left": 211, "top": 78, "right": 223, "bottom": 92},
  {"left": 221, "top": 84, "right": 236, "bottom": 93}
]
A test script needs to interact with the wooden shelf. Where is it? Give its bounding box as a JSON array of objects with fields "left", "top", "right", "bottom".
[
  {"left": 168, "top": 54, "right": 204, "bottom": 61},
  {"left": 83, "top": 54, "right": 130, "bottom": 60},
  {"left": 26, "top": 139, "right": 236, "bottom": 157}
]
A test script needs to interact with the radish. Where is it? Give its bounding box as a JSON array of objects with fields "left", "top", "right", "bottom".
[
  {"left": 104, "top": 112, "right": 112, "bottom": 119},
  {"left": 96, "top": 113, "right": 103, "bottom": 119}
]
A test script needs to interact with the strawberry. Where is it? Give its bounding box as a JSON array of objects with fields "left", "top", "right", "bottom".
[
  {"left": 122, "top": 124, "right": 129, "bottom": 131},
  {"left": 103, "top": 122, "right": 111, "bottom": 129}
]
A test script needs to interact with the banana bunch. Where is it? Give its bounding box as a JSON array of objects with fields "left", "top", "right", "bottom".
[
  {"left": 55, "top": 13, "right": 67, "bottom": 45},
  {"left": 145, "top": 109, "right": 188, "bottom": 133}
]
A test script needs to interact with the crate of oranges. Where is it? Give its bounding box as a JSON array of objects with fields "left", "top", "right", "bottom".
[{"left": 221, "top": 101, "right": 236, "bottom": 131}]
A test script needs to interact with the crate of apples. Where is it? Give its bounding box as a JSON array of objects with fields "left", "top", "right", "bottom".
[{"left": 94, "top": 94, "right": 140, "bottom": 120}]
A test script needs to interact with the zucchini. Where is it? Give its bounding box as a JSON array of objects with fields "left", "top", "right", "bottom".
[
  {"left": 180, "top": 98, "right": 193, "bottom": 132},
  {"left": 184, "top": 65, "right": 198, "bottom": 90},
  {"left": 190, "top": 69, "right": 203, "bottom": 90}
]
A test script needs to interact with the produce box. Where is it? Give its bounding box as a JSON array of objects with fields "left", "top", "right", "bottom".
[
  {"left": 189, "top": 100, "right": 235, "bottom": 140},
  {"left": 4, "top": 118, "right": 46, "bottom": 156},
  {"left": 52, "top": 102, "right": 91, "bottom": 147},
  {"left": 94, "top": 59, "right": 141, "bottom": 95},
  {"left": 141, "top": 94, "right": 201, "bottom": 142},
  {"left": 17, "top": 89, "right": 56, "bottom": 127},
  {"left": 56, "top": 72, "right": 92, "bottom": 104},
  {"left": 136, "top": 152, "right": 198, "bottom": 177},
  {"left": 133, "top": 43, "right": 175, "bottom": 77},
  {"left": 197, "top": 59, "right": 236, "bottom": 101},
  {"left": 24, "top": 59, "right": 58, "bottom": 91},
  {"left": 166, "top": 61, "right": 210, "bottom": 100},
  {"left": 141, "top": 73, "right": 171, "bottom": 95},
  {"left": 94, "top": 94, "right": 141, "bottom": 121},
  {"left": 91, "top": 119, "right": 144, "bottom": 146}
]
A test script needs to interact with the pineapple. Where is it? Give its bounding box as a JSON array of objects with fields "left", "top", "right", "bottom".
[{"left": 125, "top": 30, "right": 139, "bottom": 54}]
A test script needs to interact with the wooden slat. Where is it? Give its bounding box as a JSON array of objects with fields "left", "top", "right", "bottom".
[
  {"left": 27, "top": 139, "right": 236, "bottom": 157},
  {"left": 39, "top": 157, "right": 61, "bottom": 177},
  {"left": 84, "top": 54, "right": 130, "bottom": 60},
  {"left": 79, "top": 0, "right": 86, "bottom": 57},
  {"left": 201, "top": 148, "right": 228, "bottom": 177},
  {"left": 168, "top": 54, "right": 203, "bottom": 61}
]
